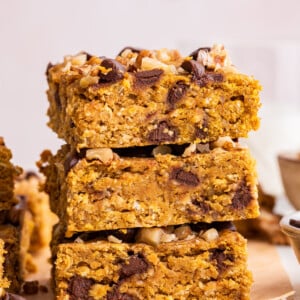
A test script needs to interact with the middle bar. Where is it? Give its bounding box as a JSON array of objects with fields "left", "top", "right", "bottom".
[{"left": 40, "top": 138, "right": 259, "bottom": 238}]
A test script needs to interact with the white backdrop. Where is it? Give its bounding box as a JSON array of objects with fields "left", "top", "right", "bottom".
[{"left": 1, "top": 0, "right": 300, "bottom": 195}]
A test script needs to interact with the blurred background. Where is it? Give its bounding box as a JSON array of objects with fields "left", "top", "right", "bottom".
[{"left": 1, "top": 0, "right": 300, "bottom": 196}]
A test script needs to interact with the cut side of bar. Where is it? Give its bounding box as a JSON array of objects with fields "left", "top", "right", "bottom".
[
  {"left": 40, "top": 141, "right": 259, "bottom": 237},
  {"left": 53, "top": 226, "right": 252, "bottom": 300}
]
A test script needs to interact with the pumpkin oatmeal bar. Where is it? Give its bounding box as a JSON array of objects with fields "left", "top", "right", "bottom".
[
  {"left": 39, "top": 138, "right": 259, "bottom": 237},
  {"left": 53, "top": 222, "right": 252, "bottom": 300},
  {"left": 46, "top": 45, "right": 261, "bottom": 150}
]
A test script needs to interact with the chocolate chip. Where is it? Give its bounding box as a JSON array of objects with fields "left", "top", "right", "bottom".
[
  {"left": 167, "top": 81, "right": 188, "bottom": 110},
  {"left": 188, "top": 47, "right": 211, "bottom": 60},
  {"left": 64, "top": 151, "right": 80, "bottom": 175},
  {"left": 9, "top": 195, "right": 27, "bottom": 225},
  {"left": 195, "top": 117, "right": 209, "bottom": 140},
  {"left": 210, "top": 249, "right": 234, "bottom": 273},
  {"left": 117, "top": 46, "right": 143, "bottom": 56},
  {"left": 289, "top": 219, "right": 300, "bottom": 228},
  {"left": 196, "top": 72, "right": 224, "bottom": 87},
  {"left": 22, "top": 280, "right": 39, "bottom": 295},
  {"left": 191, "top": 199, "right": 210, "bottom": 213},
  {"left": 148, "top": 121, "right": 178, "bottom": 143},
  {"left": 134, "top": 69, "right": 163, "bottom": 88},
  {"left": 181, "top": 60, "right": 205, "bottom": 82},
  {"left": 3, "top": 293, "right": 26, "bottom": 300},
  {"left": 170, "top": 168, "right": 200, "bottom": 187},
  {"left": 231, "top": 179, "right": 252, "bottom": 210},
  {"left": 119, "top": 253, "right": 149, "bottom": 279},
  {"left": 106, "top": 288, "right": 136, "bottom": 300},
  {"left": 99, "top": 59, "right": 125, "bottom": 84},
  {"left": 67, "top": 275, "right": 94, "bottom": 300}
]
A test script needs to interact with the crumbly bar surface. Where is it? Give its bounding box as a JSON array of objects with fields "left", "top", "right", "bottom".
[
  {"left": 46, "top": 45, "right": 261, "bottom": 150},
  {"left": 0, "top": 137, "right": 22, "bottom": 211},
  {"left": 39, "top": 139, "right": 259, "bottom": 237},
  {"left": 53, "top": 225, "right": 252, "bottom": 300},
  {"left": 0, "top": 225, "right": 21, "bottom": 293},
  {"left": 0, "top": 239, "right": 10, "bottom": 296}
]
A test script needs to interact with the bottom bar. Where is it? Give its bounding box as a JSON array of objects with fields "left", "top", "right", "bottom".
[{"left": 54, "top": 224, "right": 252, "bottom": 299}]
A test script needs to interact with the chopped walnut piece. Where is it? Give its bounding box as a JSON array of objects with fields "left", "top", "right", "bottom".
[{"left": 86, "top": 148, "right": 114, "bottom": 164}]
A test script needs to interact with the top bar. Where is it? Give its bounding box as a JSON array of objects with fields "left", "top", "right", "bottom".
[{"left": 46, "top": 45, "right": 261, "bottom": 150}]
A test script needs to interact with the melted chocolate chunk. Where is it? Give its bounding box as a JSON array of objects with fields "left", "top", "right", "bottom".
[
  {"left": 231, "top": 179, "right": 252, "bottom": 210},
  {"left": 9, "top": 195, "right": 27, "bottom": 225},
  {"left": 181, "top": 60, "right": 205, "bottom": 82},
  {"left": 289, "top": 219, "right": 300, "bottom": 228},
  {"left": 67, "top": 276, "right": 94, "bottom": 300},
  {"left": 188, "top": 47, "right": 211, "bottom": 60},
  {"left": 197, "top": 72, "right": 224, "bottom": 87},
  {"left": 167, "top": 81, "right": 188, "bottom": 110},
  {"left": 170, "top": 168, "right": 200, "bottom": 187},
  {"left": 210, "top": 249, "right": 234, "bottom": 273},
  {"left": 191, "top": 199, "right": 210, "bottom": 213},
  {"left": 195, "top": 117, "right": 209, "bottom": 139},
  {"left": 22, "top": 280, "right": 39, "bottom": 295},
  {"left": 99, "top": 59, "right": 125, "bottom": 84},
  {"left": 134, "top": 69, "right": 163, "bottom": 88},
  {"left": 119, "top": 253, "right": 149, "bottom": 279},
  {"left": 117, "top": 46, "right": 143, "bottom": 56},
  {"left": 148, "top": 121, "right": 178, "bottom": 143}
]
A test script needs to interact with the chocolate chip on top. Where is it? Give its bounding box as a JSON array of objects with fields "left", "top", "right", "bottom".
[
  {"left": 134, "top": 69, "right": 164, "bottom": 88},
  {"left": 167, "top": 81, "right": 189, "bottom": 110},
  {"left": 189, "top": 47, "right": 211, "bottom": 60},
  {"left": 98, "top": 58, "right": 126, "bottom": 84},
  {"left": 117, "top": 46, "right": 143, "bottom": 56},
  {"left": 181, "top": 60, "right": 205, "bottom": 81}
]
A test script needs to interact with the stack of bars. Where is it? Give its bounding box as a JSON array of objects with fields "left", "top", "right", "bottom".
[
  {"left": 0, "top": 137, "right": 22, "bottom": 296},
  {"left": 41, "top": 45, "right": 261, "bottom": 299}
]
